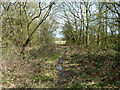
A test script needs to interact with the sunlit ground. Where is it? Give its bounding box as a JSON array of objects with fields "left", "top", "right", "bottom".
[{"left": 1, "top": 43, "right": 120, "bottom": 88}]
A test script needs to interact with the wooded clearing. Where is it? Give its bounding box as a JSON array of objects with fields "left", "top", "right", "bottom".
[{"left": 1, "top": 0, "right": 120, "bottom": 88}]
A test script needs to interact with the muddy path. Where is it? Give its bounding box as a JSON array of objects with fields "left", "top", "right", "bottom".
[{"left": 55, "top": 46, "right": 76, "bottom": 88}]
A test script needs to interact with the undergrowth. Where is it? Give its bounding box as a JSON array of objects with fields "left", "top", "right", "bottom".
[{"left": 1, "top": 44, "right": 120, "bottom": 88}]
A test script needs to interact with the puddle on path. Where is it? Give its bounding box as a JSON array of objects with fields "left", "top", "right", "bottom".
[{"left": 55, "top": 48, "right": 70, "bottom": 87}]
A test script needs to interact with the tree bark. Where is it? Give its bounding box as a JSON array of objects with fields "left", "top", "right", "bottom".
[
  {"left": 97, "top": 2, "right": 102, "bottom": 47},
  {"left": 86, "top": 1, "right": 89, "bottom": 47},
  {"left": 21, "top": 37, "right": 31, "bottom": 54},
  {"left": 118, "top": 16, "right": 120, "bottom": 52},
  {"left": 105, "top": 6, "right": 108, "bottom": 48}
]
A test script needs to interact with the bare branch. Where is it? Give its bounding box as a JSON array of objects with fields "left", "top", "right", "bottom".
[
  {"left": 106, "top": 3, "right": 120, "bottom": 16},
  {"left": 22, "top": 1, "right": 29, "bottom": 23},
  {"left": 27, "top": 2, "right": 42, "bottom": 36},
  {"left": 30, "top": 2, "right": 55, "bottom": 37}
]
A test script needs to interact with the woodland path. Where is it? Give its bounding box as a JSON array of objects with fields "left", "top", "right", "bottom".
[{"left": 55, "top": 46, "right": 76, "bottom": 88}]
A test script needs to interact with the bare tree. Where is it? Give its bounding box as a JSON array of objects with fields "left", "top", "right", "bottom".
[
  {"left": 1, "top": 1, "right": 55, "bottom": 54},
  {"left": 105, "top": 1, "right": 120, "bottom": 51}
]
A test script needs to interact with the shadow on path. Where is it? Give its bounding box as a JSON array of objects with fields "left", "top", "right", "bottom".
[{"left": 55, "top": 47, "right": 76, "bottom": 88}]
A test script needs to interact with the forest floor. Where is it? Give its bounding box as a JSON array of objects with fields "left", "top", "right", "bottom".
[{"left": 1, "top": 44, "right": 120, "bottom": 88}]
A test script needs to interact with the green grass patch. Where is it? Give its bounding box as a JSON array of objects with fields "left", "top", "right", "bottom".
[{"left": 34, "top": 74, "right": 54, "bottom": 83}]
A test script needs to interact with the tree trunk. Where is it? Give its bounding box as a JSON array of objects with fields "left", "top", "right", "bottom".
[
  {"left": 21, "top": 37, "right": 31, "bottom": 54},
  {"left": 118, "top": 16, "right": 120, "bottom": 52},
  {"left": 80, "top": 21, "right": 82, "bottom": 46},
  {"left": 97, "top": 3, "right": 102, "bottom": 47},
  {"left": 105, "top": 7, "right": 108, "bottom": 48},
  {"left": 82, "top": 23, "right": 85, "bottom": 44},
  {"left": 86, "top": 1, "right": 89, "bottom": 47}
]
